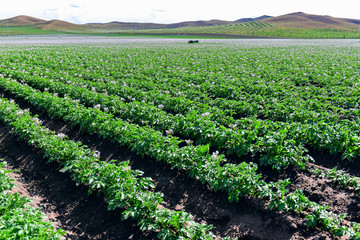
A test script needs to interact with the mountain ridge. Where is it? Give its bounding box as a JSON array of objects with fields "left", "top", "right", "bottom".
[
  {"left": 263, "top": 12, "right": 359, "bottom": 30},
  {"left": 0, "top": 12, "right": 359, "bottom": 36},
  {"left": 0, "top": 15, "right": 80, "bottom": 30}
]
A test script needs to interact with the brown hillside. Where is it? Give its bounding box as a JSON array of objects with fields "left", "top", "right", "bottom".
[
  {"left": 86, "top": 22, "right": 168, "bottom": 30},
  {"left": 36, "top": 20, "right": 80, "bottom": 30},
  {"left": 1, "top": 13, "right": 359, "bottom": 34},
  {"left": 86, "top": 19, "right": 234, "bottom": 31},
  {"left": 0, "top": 15, "right": 46, "bottom": 26},
  {"left": 167, "top": 19, "right": 234, "bottom": 28},
  {"left": 263, "top": 12, "right": 358, "bottom": 30}
]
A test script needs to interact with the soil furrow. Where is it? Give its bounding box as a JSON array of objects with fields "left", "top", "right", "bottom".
[
  {"left": 0, "top": 126, "right": 156, "bottom": 240},
  {"left": 0, "top": 88, "right": 335, "bottom": 239}
]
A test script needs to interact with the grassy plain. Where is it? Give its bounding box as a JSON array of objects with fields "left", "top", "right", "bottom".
[{"left": 0, "top": 26, "right": 59, "bottom": 35}]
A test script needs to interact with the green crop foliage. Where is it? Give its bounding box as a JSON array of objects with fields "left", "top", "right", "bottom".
[
  {"left": 1, "top": 40, "right": 360, "bottom": 238},
  {"left": 0, "top": 161, "right": 65, "bottom": 239}
]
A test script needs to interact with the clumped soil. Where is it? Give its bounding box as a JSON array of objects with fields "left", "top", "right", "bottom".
[
  {"left": 0, "top": 89, "right": 359, "bottom": 239},
  {"left": 0, "top": 128, "right": 157, "bottom": 240}
]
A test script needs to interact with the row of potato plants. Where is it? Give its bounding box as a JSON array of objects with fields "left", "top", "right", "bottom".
[
  {"left": 0, "top": 97, "right": 219, "bottom": 240},
  {"left": 13, "top": 45, "right": 357, "bottom": 97},
  {"left": 45, "top": 67, "right": 359, "bottom": 125},
  {"left": 0, "top": 76, "right": 285, "bottom": 203},
  {"left": 2, "top": 64, "right": 360, "bottom": 165},
  {"left": 21, "top": 49, "right": 358, "bottom": 121},
  {"left": 64, "top": 77, "right": 360, "bottom": 161},
  {"left": 0, "top": 57, "right": 356, "bottom": 169},
  {"left": 1, "top": 77, "right": 360, "bottom": 238},
  {"left": 26, "top": 66, "right": 352, "bottom": 126},
  {"left": 0, "top": 160, "right": 65, "bottom": 239},
  {"left": 12, "top": 46, "right": 359, "bottom": 125},
  {"left": 3, "top": 48, "right": 356, "bottom": 127},
  {"left": 1, "top": 68, "right": 310, "bottom": 170}
]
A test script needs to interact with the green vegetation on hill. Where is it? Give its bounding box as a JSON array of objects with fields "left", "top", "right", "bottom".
[
  {"left": 104, "top": 12, "right": 360, "bottom": 39},
  {"left": 133, "top": 21, "right": 273, "bottom": 37},
  {"left": 125, "top": 21, "right": 360, "bottom": 38},
  {"left": 1, "top": 13, "right": 360, "bottom": 39},
  {"left": 0, "top": 26, "right": 60, "bottom": 35},
  {"left": 263, "top": 12, "right": 358, "bottom": 30},
  {"left": 263, "top": 27, "right": 360, "bottom": 39}
]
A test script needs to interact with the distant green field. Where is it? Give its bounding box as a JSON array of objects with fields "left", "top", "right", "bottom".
[
  {"left": 0, "top": 26, "right": 59, "bottom": 35},
  {"left": 1, "top": 21, "right": 360, "bottom": 39},
  {"left": 125, "top": 21, "right": 360, "bottom": 39}
]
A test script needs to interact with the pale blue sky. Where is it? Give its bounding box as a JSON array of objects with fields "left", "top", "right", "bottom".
[{"left": 2, "top": 0, "right": 360, "bottom": 24}]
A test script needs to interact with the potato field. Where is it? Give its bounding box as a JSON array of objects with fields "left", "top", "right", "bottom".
[{"left": 1, "top": 37, "right": 360, "bottom": 239}]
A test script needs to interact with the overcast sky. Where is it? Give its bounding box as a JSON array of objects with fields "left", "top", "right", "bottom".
[{"left": 2, "top": 0, "right": 360, "bottom": 24}]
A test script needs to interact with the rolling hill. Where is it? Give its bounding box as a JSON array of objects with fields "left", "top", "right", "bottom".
[
  {"left": 263, "top": 12, "right": 359, "bottom": 30},
  {"left": 131, "top": 12, "right": 360, "bottom": 38},
  {"left": 37, "top": 20, "right": 81, "bottom": 30},
  {"left": 85, "top": 19, "right": 240, "bottom": 32},
  {"left": 0, "top": 13, "right": 359, "bottom": 38},
  {"left": 236, "top": 15, "right": 272, "bottom": 23},
  {"left": 0, "top": 15, "right": 46, "bottom": 26},
  {"left": 0, "top": 15, "right": 81, "bottom": 34}
]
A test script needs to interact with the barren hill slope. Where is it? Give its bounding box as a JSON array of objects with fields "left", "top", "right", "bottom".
[
  {"left": 37, "top": 20, "right": 81, "bottom": 30},
  {"left": 0, "top": 15, "right": 80, "bottom": 30},
  {"left": 263, "top": 12, "right": 359, "bottom": 30},
  {"left": 1, "top": 13, "right": 360, "bottom": 37},
  {"left": 0, "top": 15, "right": 46, "bottom": 26}
]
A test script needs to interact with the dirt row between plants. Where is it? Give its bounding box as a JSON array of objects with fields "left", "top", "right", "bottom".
[
  {"left": 0, "top": 88, "right": 350, "bottom": 239},
  {"left": 254, "top": 148, "right": 360, "bottom": 225},
  {"left": 0, "top": 127, "right": 156, "bottom": 240}
]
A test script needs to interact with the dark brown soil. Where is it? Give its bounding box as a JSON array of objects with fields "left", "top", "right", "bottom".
[
  {"left": 0, "top": 126, "right": 157, "bottom": 240},
  {"left": 288, "top": 168, "right": 360, "bottom": 222},
  {"left": 306, "top": 147, "right": 360, "bottom": 178},
  {"left": 0, "top": 88, "right": 359, "bottom": 239},
  {"left": 228, "top": 144, "right": 360, "bottom": 225}
]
